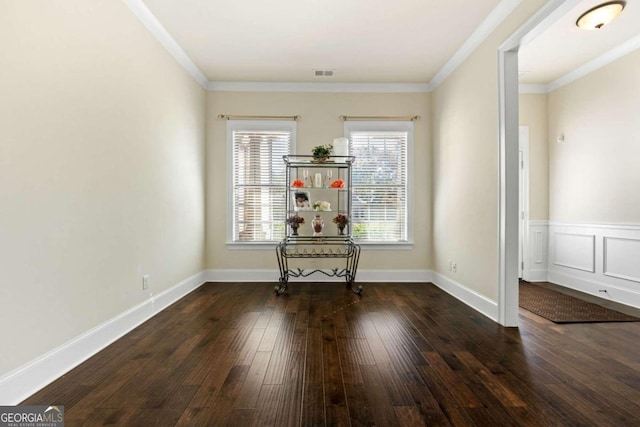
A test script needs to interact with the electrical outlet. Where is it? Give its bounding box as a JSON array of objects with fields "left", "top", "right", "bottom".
[
  {"left": 142, "top": 275, "right": 150, "bottom": 290},
  {"left": 452, "top": 263, "right": 457, "bottom": 273}
]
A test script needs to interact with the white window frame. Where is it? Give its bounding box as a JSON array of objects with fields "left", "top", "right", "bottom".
[
  {"left": 226, "top": 120, "right": 296, "bottom": 247},
  {"left": 344, "top": 121, "right": 413, "bottom": 248}
]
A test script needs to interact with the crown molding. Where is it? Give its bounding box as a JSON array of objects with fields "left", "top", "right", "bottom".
[
  {"left": 429, "top": 0, "right": 524, "bottom": 90},
  {"left": 518, "top": 0, "right": 583, "bottom": 48},
  {"left": 519, "top": 33, "right": 640, "bottom": 94},
  {"left": 121, "top": 0, "right": 208, "bottom": 88},
  {"left": 547, "top": 33, "right": 640, "bottom": 92},
  {"left": 207, "top": 81, "right": 431, "bottom": 93}
]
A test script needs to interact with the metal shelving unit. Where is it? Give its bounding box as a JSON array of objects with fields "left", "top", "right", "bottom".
[{"left": 275, "top": 155, "right": 362, "bottom": 295}]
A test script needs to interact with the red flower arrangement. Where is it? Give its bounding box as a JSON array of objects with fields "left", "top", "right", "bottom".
[
  {"left": 286, "top": 214, "right": 305, "bottom": 226},
  {"left": 332, "top": 214, "right": 349, "bottom": 227},
  {"left": 329, "top": 178, "right": 345, "bottom": 188}
]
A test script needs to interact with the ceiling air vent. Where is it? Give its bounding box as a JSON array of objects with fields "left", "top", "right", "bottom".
[{"left": 314, "top": 69, "right": 334, "bottom": 77}]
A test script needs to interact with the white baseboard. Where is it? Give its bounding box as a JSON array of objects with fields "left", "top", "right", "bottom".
[
  {"left": 527, "top": 269, "right": 549, "bottom": 282},
  {"left": 431, "top": 272, "right": 499, "bottom": 322},
  {"left": 0, "top": 271, "right": 207, "bottom": 405},
  {"left": 548, "top": 270, "right": 640, "bottom": 310},
  {"left": 204, "top": 269, "right": 433, "bottom": 283}
]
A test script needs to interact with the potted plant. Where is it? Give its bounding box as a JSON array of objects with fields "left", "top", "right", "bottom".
[{"left": 311, "top": 144, "right": 333, "bottom": 162}]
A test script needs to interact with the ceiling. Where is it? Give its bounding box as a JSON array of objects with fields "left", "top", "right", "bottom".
[
  {"left": 141, "top": 0, "right": 501, "bottom": 83},
  {"left": 138, "top": 0, "right": 639, "bottom": 86}
]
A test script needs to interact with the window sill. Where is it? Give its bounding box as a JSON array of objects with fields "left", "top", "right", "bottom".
[
  {"left": 226, "top": 242, "right": 278, "bottom": 250},
  {"left": 354, "top": 241, "right": 414, "bottom": 250},
  {"left": 226, "top": 241, "right": 413, "bottom": 250}
]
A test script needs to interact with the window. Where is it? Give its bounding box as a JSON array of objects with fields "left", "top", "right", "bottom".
[
  {"left": 345, "top": 121, "right": 412, "bottom": 244},
  {"left": 228, "top": 121, "right": 296, "bottom": 243}
]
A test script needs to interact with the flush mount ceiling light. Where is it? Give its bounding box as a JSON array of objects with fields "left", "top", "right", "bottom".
[{"left": 576, "top": 1, "right": 626, "bottom": 30}]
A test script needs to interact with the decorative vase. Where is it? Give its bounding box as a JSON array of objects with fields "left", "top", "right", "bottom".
[
  {"left": 290, "top": 225, "right": 299, "bottom": 236},
  {"left": 338, "top": 226, "right": 345, "bottom": 235},
  {"left": 312, "top": 214, "right": 324, "bottom": 237}
]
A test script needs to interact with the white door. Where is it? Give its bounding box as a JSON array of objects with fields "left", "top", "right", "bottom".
[{"left": 519, "top": 126, "right": 530, "bottom": 280}]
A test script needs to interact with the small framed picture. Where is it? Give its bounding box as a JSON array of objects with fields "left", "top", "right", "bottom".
[{"left": 293, "top": 191, "right": 311, "bottom": 210}]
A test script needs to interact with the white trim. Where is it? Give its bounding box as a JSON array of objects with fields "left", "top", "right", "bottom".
[
  {"left": 498, "top": 48, "right": 520, "bottom": 327},
  {"left": 204, "top": 269, "right": 432, "bottom": 283},
  {"left": 548, "top": 270, "right": 640, "bottom": 310},
  {"left": 351, "top": 242, "right": 414, "bottom": 250},
  {"left": 121, "top": 0, "right": 208, "bottom": 88},
  {"left": 548, "top": 221, "right": 640, "bottom": 231},
  {"left": 0, "top": 271, "right": 207, "bottom": 405},
  {"left": 225, "top": 242, "right": 414, "bottom": 250},
  {"left": 529, "top": 220, "right": 550, "bottom": 226},
  {"left": 527, "top": 220, "right": 549, "bottom": 282},
  {"left": 603, "top": 237, "right": 640, "bottom": 284},
  {"left": 518, "top": 0, "right": 584, "bottom": 48},
  {"left": 548, "top": 34, "right": 640, "bottom": 93},
  {"left": 528, "top": 269, "right": 549, "bottom": 282},
  {"left": 519, "top": 126, "right": 530, "bottom": 281},
  {"left": 519, "top": 32, "right": 640, "bottom": 95},
  {"left": 552, "top": 232, "right": 596, "bottom": 273},
  {"left": 208, "top": 81, "right": 431, "bottom": 93},
  {"left": 429, "top": 0, "right": 524, "bottom": 90},
  {"left": 431, "top": 272, "right": 499, "bottom": 322},
  {"left": 498, "top": 0, "right": 566, "bottom": 327}
]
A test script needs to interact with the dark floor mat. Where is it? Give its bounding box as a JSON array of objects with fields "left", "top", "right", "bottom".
[{"left": 519, "top": 282, "right": 640, "bottom": 323}]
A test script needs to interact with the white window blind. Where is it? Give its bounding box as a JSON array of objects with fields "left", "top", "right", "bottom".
[
  {"left": 230, "top": 123, "right": 293, "bottom": 242},
  {"left": 349, "top": 128, "right": 409, "bottom": 243}
]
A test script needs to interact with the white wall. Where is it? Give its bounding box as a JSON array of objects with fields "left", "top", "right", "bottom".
[
  {"left": 519, "top": 93, "right": 549, "bottom": 221},
  {"left": 431, "top": 0, "right": 547, "bottom": 303},
  {"left": 519, "top": 94, "right": 550, "bottom": 283},
  {"left": 0, "top": 0, "right": 206, "bottom": 377},
  {"left": 548, "top": 48, "right": 640, "bottom": 224},
  {"left": 206, "top": 91, "right": 431, "bottom": 273}
]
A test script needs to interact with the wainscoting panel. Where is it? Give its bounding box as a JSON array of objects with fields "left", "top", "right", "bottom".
[
  {"left": 604, "top": 237, "right": 640, "bottom": 283},
  {"left": 546, "top": 223, "right": 640, "bottom": 310},
  {"left": 526, "top": 221, "right": 548, "bottom": 282},
  {"left": 553, "top": 232, "right": 595, "bottom": 272}
]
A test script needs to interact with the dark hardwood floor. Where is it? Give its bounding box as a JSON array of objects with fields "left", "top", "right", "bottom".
[{"left": 22, "top": 282, "right": 640, "bottom": 426}]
